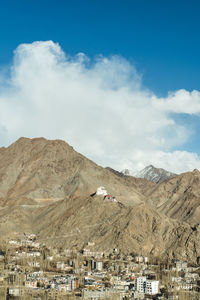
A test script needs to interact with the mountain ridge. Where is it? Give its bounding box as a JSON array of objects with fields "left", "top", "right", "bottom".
[
  {"left": 0, "top": 137, "right": 199, "bottom": 263},
  {"left": 122, "top": 165, "right": 177, "bottom": 184}
]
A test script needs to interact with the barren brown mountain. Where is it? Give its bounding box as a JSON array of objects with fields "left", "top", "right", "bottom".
[
  {"left": 147, "top": 169, "right": 200, "bottom": 225},
  {"left": 0, "top": 137, "right": 199, "bottom": 263}
]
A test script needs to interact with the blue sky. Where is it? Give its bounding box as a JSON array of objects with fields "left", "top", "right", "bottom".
[
  {"left": 0, "top": 0, "right": 200, "bottom": 172},
  {"left": 1, "top": 0, "right": 200, "bottom": 95}
]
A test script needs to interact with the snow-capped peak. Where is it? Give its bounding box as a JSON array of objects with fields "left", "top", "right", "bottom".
[{"left": 122, "top": 165, "right": 176, "bottom": 183}]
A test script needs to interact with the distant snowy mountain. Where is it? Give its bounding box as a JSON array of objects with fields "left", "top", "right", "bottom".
[{"left": 122, "top": 165, "right": 177, "bottom": 184}]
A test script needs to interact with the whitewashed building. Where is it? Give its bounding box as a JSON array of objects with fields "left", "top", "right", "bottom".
[
  {"left": 145, "top": 280, "right": 159, "bottom": 295},
  {"left": 96, "top": 186, "right": 107, "bottom": 196},
  {"left": 136, "top": 276, "right": 146, "bottom": 293},
  {"left": 175, "top": 260, "right": 187, "bottom": 272},
  {"left": 95, "top": 261, "right": 103, "bottom": 271},
  {"left": 136, "top": 276, "right": 159, "bottom": 295}
]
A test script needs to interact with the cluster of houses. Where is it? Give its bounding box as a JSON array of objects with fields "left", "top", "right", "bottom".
[
  {"left": 25, "top": 272, "right": 79, "bottom": 291},
  {"left": 9, "top": 233, "right": 39, "bottom": 248},
  {"left": 0, "top": 234, "right": 199, "bottom": 299}
]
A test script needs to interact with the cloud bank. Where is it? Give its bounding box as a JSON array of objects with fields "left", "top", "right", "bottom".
[{"left": 0, "top": 41, "right": 200, "bottom": 173}]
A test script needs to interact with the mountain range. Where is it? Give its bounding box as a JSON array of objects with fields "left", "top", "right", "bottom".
[
  {"left": 122, "top": 165, "right": 176, "bottom": 183},
  {"left": 0, "top": 137, "right": 199, "bottom": 264}
]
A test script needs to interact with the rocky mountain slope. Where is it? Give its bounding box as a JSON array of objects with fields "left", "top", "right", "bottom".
[
  {"left": 0, "top": 138, "right": 199, "bottom": 263},
  {"left": 106, "top": 167, "right": 156, "bottom": 195},
  {"left": 147, "top": 169, "right": 200, "bottom": 225},
  {"left": 0, "top": 137, "right": 142, "bottom": 205},
  {"left": 34, "top": 194, "right": 200, "bottom": 263}
]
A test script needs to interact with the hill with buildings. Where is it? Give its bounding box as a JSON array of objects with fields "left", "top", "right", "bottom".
[{"left": 0, "top": 137, "right": 199, "bottom": 264}]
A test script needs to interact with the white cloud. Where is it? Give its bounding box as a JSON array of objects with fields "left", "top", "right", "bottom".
[
  {"left": 153, "top": 89, "right": 200, "bottom": 114},
  {"left": 114, "top": 150, "right": 200, "bottom": 174},
  {"left": 0, "top": 40, "right": 200, "bottom": 174}
]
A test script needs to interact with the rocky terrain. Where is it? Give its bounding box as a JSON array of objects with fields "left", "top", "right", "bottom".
[
  {"left": 147, "top": 169, "right": 200, "bottom": 225},
  {"left": 0, "top": 137, "right": 199, "bottom": 263}
]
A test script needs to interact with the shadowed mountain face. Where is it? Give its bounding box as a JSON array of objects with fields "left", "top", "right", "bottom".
[{"left": 0, "top": 137, "right": 199, "bottom": 263}]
